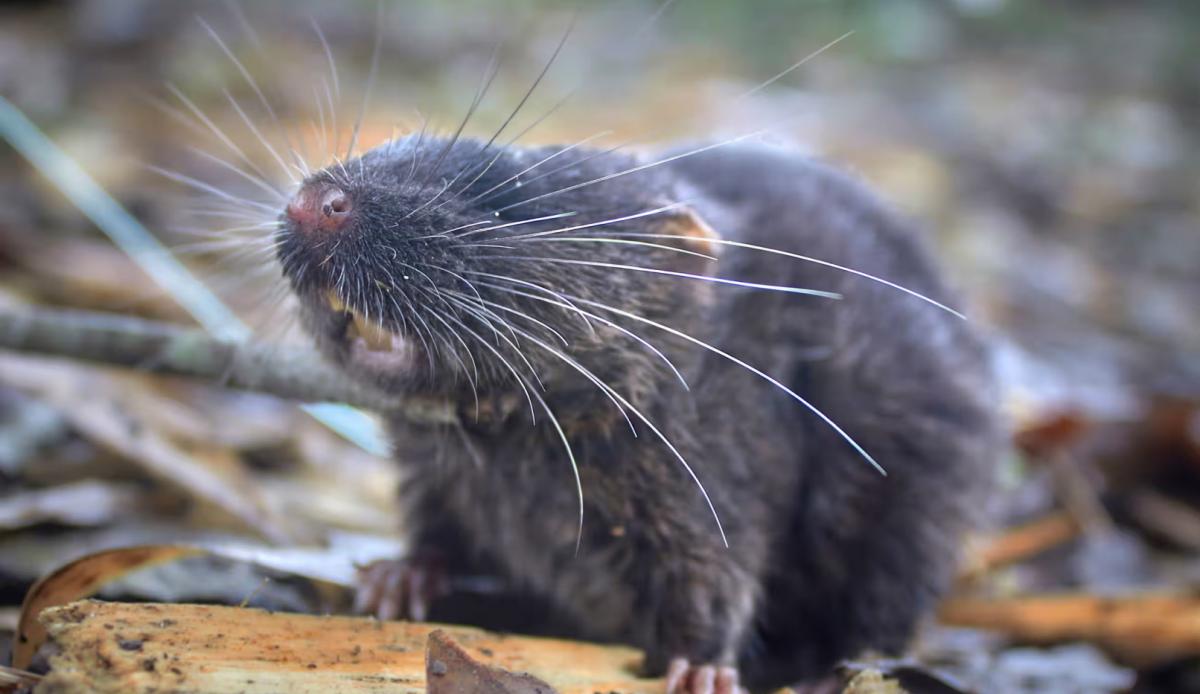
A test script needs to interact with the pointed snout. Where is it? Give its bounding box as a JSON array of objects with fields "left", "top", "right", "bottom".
[{"left": 284, "top": 183, "right": 352, "bottom": 235}]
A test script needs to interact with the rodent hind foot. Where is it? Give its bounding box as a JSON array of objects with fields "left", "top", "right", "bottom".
[
  {"left": 665, "top": 658, "right": 744, "bottom": 694},
  {"left": 353, "top": 553, "right": 449, "bottom": 622}
]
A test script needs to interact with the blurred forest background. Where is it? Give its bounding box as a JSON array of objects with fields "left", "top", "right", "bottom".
[{"left": 1, "top": 1, "right": 1199, "bottom": 692}]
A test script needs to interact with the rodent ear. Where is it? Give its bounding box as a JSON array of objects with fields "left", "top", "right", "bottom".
[{"left": 657, "top": 207, "right": 720, "bottom": 275}]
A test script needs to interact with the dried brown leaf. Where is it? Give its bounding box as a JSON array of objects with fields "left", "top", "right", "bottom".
[{"left": 12, "top": 545, "right": 203, "bottom": 670}]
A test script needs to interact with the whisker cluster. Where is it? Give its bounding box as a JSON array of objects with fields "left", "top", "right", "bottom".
[{"left": 162, "top": 3, "right": 961, "bottom": 552}]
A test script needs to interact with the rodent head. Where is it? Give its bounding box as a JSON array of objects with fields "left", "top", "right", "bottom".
[{"left": 276, "top": 135, "right": 719, "bottom": 417}]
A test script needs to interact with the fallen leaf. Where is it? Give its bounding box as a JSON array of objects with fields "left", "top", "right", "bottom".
[
  {"left": 12, "top": 545, "right": 203, "bottom": 669},
  {"left": 426, "top": 629, "right": 559, "bottom": 694},
  {"left": 960, "top": 511, "right": 1081, "bottom": 581},
  {"left": 1015, "top": 411, "right": 1090, "bottom": 460}
]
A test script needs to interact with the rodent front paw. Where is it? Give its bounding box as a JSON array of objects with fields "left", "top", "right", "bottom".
[{"left": 353, "top": 553, "right": 449, "bottom": 622}]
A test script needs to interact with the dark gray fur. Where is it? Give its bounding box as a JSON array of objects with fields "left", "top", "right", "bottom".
[{"left": 277, "top": 136, "right": 999, "bottom": 690}]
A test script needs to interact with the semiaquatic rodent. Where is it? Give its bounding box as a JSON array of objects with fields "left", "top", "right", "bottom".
[{"left": 275, "top": 135, "right": 999, "bottom": 692}]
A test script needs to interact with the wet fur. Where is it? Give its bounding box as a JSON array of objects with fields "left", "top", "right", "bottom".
[{"left": 278, "top": 137, "right": 999, "bottom": 689}]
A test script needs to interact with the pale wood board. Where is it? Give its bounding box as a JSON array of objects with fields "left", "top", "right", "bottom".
[{"left": 34, "top": 600, "right": 663, "bottom": 693}]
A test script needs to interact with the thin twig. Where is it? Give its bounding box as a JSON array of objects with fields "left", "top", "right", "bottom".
[
  {"left": 0, "top": 95, "right": 386, "bottom": 453},
  {"left": 0, "top": 306, "right": 455, "bottom": 425}
]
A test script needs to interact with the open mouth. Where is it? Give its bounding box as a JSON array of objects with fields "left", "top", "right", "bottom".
[
  {"left": 323, "top": 291, "right": 413, "bottom": 370},
  {"left": 326, "top": 291, "right": 394, "bottom": 350}
]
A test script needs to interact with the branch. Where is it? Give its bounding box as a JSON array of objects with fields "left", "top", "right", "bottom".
[
  {"left": 0, "top": 305, "right": 455, "bottom": 425},
  {"left": 939, "top": 592, "right": 1200, "bottom": 667}
]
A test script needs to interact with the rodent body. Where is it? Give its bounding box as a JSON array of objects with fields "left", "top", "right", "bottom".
[{"left": 277, "top": 136, "right": 998, "bottom": 691}]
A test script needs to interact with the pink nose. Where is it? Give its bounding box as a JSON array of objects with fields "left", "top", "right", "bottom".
[{"left": 285, "top": 184, "right": 352, "bottom": 234}]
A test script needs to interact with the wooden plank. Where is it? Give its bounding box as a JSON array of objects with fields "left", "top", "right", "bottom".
[{"left": 34, "top": 601, "right": 661, "bottom": 694}]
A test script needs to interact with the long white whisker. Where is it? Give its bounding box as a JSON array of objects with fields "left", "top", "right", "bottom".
[
  {"left": 185, "top": 146, "right": 286, "bottom": 203},
  {"left": 474, "top": 136, "right": 630, "bottom": 207},
  {"left": 172, "top": 237, "right": 279, "bottom": 255},
  {"left": 492, "top": 132, "right": 771, "bottom": 215},
  {"left": 483, "top": 17, "right": 574, "bottom": 152},
  {"left": 172, "top": 219, "right": 278, "bottom": 236},
  {"left": 534, "top": 387, "right": 586, "bottom": 556},
  {"left": 421, "top": 303, "right": 481, "bottom": 398},
  {"left": 455, "top": 323, "right": 585, "bottom": 555},
  {"left": 565, "top": 293, "right": 886, "bottom": 475},
  {"left": 309, "top": 17, "right": 341, "bottom": 157},
  {"left": 465, "top": 203, "right": 682, "bottom": 241},
  {"left": 420, "top": 210, "right": 577, "bottom": 240},
  {"left": 734, "top": 30, "right": 854, "bottom": 101},
  {"left": 580, "top": 233, "right": 967, "bottom": 320},
  {"left": 423, "top": 44, "right": 502, "bottom": 184},
  {"left": 312, "top": 84, "right": 329, "bottom": 162},
  {"left": 427, "top": 265, "right": 488, "bottom": 309},
  {"left": 498, "top": 87, "right": 577, "bottom": 149},
  {"left": 488, "top": 256, "right": 843, "bottom": 299},
  {"left": 386, "top": 293, "right": 437, "bottom": 373},
  {"left": 461, "top": 270, "right": 597, "bottom": 336},
  {"left": 512, "top": 236, "right": 717, "bottom": 262},
  {"left": 199, "top": 18, "right": 282, "bottom": 126},
  {"left": 467, "top": 0, "right": 683, "bottom": 206},
  {"left": 147, "top": 92, "right": 223, "bottom": 141},
  {"left": 448, "top": 290, "right": 569, "bottom": 347},
  {"left": 438, "top": 303, "right": 538, "bottom": 422},
  {"left": 150, "top": 166, "right": 278, "bottom": 214},
  {"left": 427, "top": 18, "right": 577, "bottom": 214},
  {"left": 221, "top": 90, "right": 300, "bottom": 184},
  {"left": 346, "top": 2, "right": 385, "bottom": 160},
  {"left": 165, "top": 83, "right": 273, "bottom": 185},
  {"left": 454, "top": 296, "right": 635, "bottom": 435},
  {"left": 182, "top": 207, "right": 275, "bottom": 223},
  {"left": 462, "top": 130, "right": 614, "bottom": 207},
  {"left": 290, "top": 142, "right": 312, "bottom": 180},
  {"left": 404, "top": 114, "right": 430, "bottom": 185},
  {"left": 472, "top": 277, "right": 689, "bottom": 389},
  {"left": 199, "top": 18, "right": 305, "bottom": 183},
  {"left": 322, "top": 78, "right": 341, "bottom": 163},
  {"left": 310, "top": 17, "right": 340, "bottom": 99},
  {"left": 477, "top": 28, "right": 852, "bottom": 209},
  {"left": 417, "top": 302, "right": 480, "bottom": 398},
  {"left": 495, "top": 318, "right": 728, "bottom": 547},
  {"left": 399, "top": 178, "right": 454, "bottom": 221},
  {"left": 636, "top": 0, "right": 681, "bottom": 41},
  {"left": 442, "top": 293, "right": 545, "bottom": 391}
]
